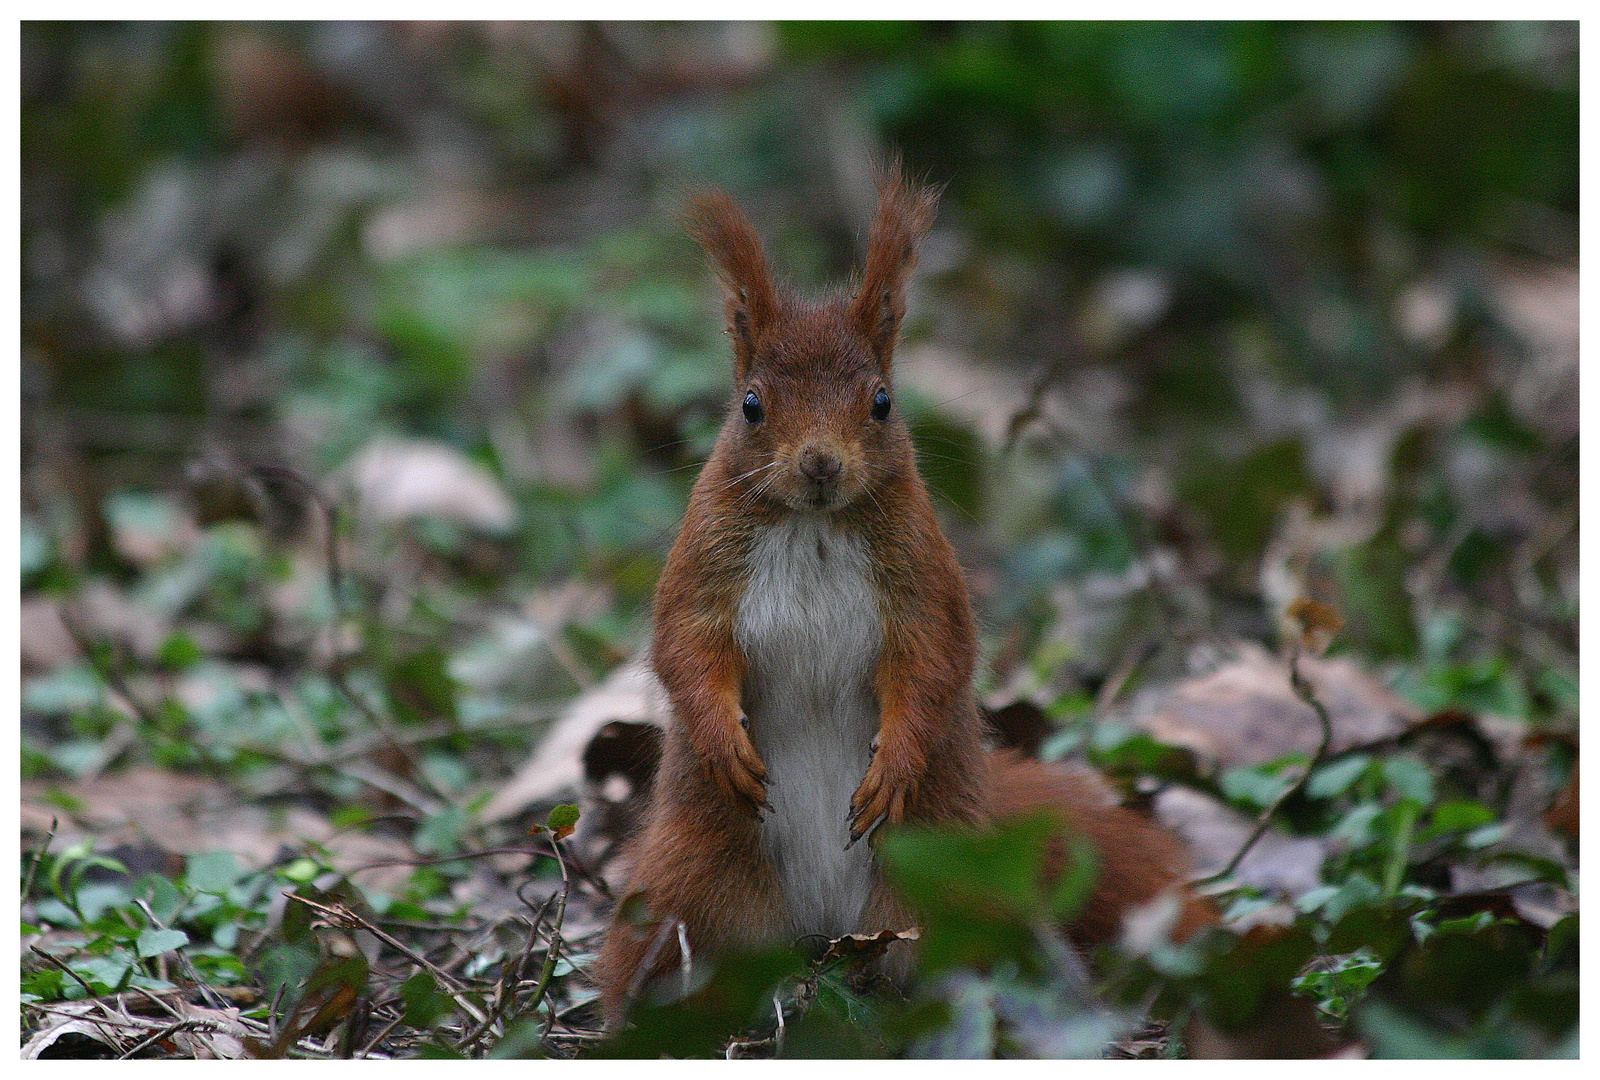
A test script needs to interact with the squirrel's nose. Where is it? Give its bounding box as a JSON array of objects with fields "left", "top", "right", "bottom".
[{"left": 798, "top": 447, "right": 842, "bottom": 483}]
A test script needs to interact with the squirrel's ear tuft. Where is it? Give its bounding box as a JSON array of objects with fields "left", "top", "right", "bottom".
[
  {"left": 848, "top": 157, "right": 941, "bottom": 373},
  {"left": 683, "top": 190, "right": 778, "bottom": 382}
]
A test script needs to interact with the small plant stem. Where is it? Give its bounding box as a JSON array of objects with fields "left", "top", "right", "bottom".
[
  {"left": 22, "top": 816, "right": 58, "bottom": 906},
  {"left": 132, "top": 897, "right": 228, "bottom": 1011},
  {"left": 1199, "top": 647, "right": 1335, "bottom": 885},
  {"left": 524, "top": 841, "right": 573, "bottom": 1044}
]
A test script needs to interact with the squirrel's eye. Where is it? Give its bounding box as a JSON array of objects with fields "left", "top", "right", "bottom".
[
  {"left": 871, "top": 388, "right": 891, "bottom": 422},
  {"left": 743, "top": 391, "right": 764, "bottom": 425}
]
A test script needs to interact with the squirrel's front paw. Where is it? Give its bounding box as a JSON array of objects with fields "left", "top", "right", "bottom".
[
  {"left": 704, "top": 717, "right": 771, "bottom": 816},
  {"left": 847, "top": 740, "right": 918, "bottom": 846}
]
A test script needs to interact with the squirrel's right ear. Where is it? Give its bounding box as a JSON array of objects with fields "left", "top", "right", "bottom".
[{"left": 683, "top": 191, "right": 778, "bottom": 382}]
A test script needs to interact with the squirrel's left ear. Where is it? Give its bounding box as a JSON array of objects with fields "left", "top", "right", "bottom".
[{"left": 848, "top": 159, "right": 941, "bottom": 373}]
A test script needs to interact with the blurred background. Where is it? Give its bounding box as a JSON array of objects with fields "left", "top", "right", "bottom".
[{"left": 20, "top": 22, "right": 1579, "bottom": 1059}]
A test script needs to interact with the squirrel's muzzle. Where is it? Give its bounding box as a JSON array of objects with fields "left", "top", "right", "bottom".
[{"left": 798, "top": 446, "right": 843, "bottom": 483}]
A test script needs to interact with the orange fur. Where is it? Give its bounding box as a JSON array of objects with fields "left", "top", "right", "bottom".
[{"left": 596, "top": 165, "right": 1211, "bottom": 1028}]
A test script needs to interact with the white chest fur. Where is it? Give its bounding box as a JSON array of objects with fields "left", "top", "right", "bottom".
[{"left": 733, "top": 515, "right": 881, "bottom": 940}]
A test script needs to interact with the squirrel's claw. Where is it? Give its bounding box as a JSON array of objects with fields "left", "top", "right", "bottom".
[
  {"left": 848, "top": 757, "right": 909, "bottom": 845},
  {"left": 708, "top": 723, "right": 771, "bottom": 818},
  {"left": 844, "top": 812, "right": 887, "bottom": 851}
]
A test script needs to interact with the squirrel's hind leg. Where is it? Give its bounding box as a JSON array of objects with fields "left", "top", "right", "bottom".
[{"left": 594, "top": 814, "right": 783, "bottom": 1029}]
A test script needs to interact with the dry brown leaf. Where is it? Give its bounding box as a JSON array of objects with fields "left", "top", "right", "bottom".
[
  {"left": 1135, "top": 642, "right": 1417, "bottom": 771},
  {"left": 20, "top": 597, "right": 84, "bottom": 674},
  {"left": 22, "top": 1008, "right": 122, "bottom": 1059},
  {"left": 479, "top": 656, "right": 662, "bottom": 823},
  {"left": 1284, "top": 597, "right": 1343, "bottom": 656},
  {"left": 343, "top": 436, "right": 516, "bottom": 534},
  {"left": 1154, "top": 786, "right": 1328, "bottom": 899},
  {"left": 819, "top": 926, "right": 922, "bottom": 964},
  {"left": 1543, "top": 757, "right": 1578, "bottom": 839},
  {"left": 21, "top": 998, "right": 253, "bottom": 1060}
]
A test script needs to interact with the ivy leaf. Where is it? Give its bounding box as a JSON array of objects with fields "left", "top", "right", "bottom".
[
  {"left": 1221, "top": 766, "right": 1292, "bottom": 811},
  {"left": 185, "top": 851, "right": 242, "bottom": 895},
  {"left": 1307, "top": 755, "right": 1371, "bottom": 799},
  {"left": 136, "top": 928, "right": 190, "bottom": 959},
  {"left": 1383, "top": 756, "right": 1435, "bottom": 805}
]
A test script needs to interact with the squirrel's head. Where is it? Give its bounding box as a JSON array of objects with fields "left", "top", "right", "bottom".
[{"left": 685, "top": 162, "right": 940, "bottom": 514}]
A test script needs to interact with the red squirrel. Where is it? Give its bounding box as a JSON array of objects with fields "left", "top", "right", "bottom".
[{"left": 594, "top": 165, "right": 1212, "bottom": 1026}]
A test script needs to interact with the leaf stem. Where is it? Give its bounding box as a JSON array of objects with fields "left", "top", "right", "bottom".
[{"left": 1198, "top": 647, "right": 1335, "bottom": 885}]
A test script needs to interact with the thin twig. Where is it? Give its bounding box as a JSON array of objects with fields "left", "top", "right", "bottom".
[
  {"left": 457, "top": 898, "right": 556, "bottom": 1054},
  {"left": 1198, "top": 647, "right": 1335, "bottom": 885},
  {"left": 127, "top": 986, "right": 186, "bottom": 1021},
  {"left": 1095, "top": 638, "right": 1161, "bottom": 713},
  {"left": 285, "top": 894, "right": 488, "bottom": 1026},
  {"left": 1003, "top": 354, "right": 1072, "bottom": 455},
  {"left": 30, "top": 945, "right": 102, "bottom": 1000},
  {"left": 525, "top": 841, "right": 573, "bottom": 1043},
  {"left": 356, "top": 1010, "right": 407, "bottom": 1059},
  {"left": 253, "top": 463, "right": 454, "bottom": 809},
  {"left": 337, "top": 761, "right": 445, "bottom": 816},
  {"left": 117, "top": 1018, "right": 225, "bottom": 1060}
]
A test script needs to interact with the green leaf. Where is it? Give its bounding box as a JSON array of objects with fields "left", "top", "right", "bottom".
[
  {"left": 1087, "top": 725, "right": 1199, "bottom": 780},
  {"left": 1420, "top": 800, "right": 1496, "bottom": 842},
  {"left": 1383, "top": 756, "right": 1435, "bottom": 804},
  {"left": 72, "top": 955, "right": 136, "bottom": 995},
  {"left": 401, "top": 970, "right": 453, "bottom": 1029},
  {"left": 1307, "top": 754, "right": 1371, "bottom": 799},
  {"left": 882, "top": 816, "right": 1054, "bottom": 919},
  {"left": 592, "top": 947, "right": 804, "bottom": 1059},
  {"left": 1331, "top": 802, "right": 1384, "bottom": 849},
  {"left": 1320, "top": 873, "right": 1385, "bottom": 924},
  {"left": 1220, "top": 766, "right": 1293, "bottom": 810},
  {"left": 137, "top": 928, "right": 190, "bottom": 958},
  {"left": 186, "top": 851, "right": 243, "bottom": 894},
  {"left": 1294, "top": 885, "right": 1341, "bottom": 914},
  {"left": 1325, "top": 904, "right": 1413, "bottom": 960},
  {"left": 414, "top": 805, "right": 468, "bottom": 855},
  {"left": 547, "top": 803, "right": 581, "bottom": 834},
  {"left": 281, "top": 858, "right": 321, "bottom": 884},
  {"left": 1292, "top": 948, "right": 1383, "bottom": 1021},
  {"left": 21, "top": 518, "right": 54, "bottom": 578},
  {"left": 880, "top": 816, "right": 1062, "bottom": 974},
  {"left": 143, "top": 873, "right": 187, "bottom": 924},
  {"left": 1197, "top": 923, "right": 1319, "bottom": 1028},
  {"left": 24, "top": 666, "right": 105, "bottom": 716},
  {"left": 156, "top": 633, "right": 204, "bottom": 670},
  {"left": 22, "top": 966, "right": 66, "bottom": 1003},
  {"left": 386, "top": 647, "right": 460, "bottom": 725}
]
